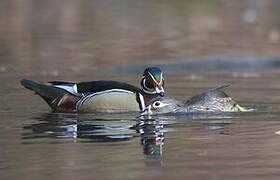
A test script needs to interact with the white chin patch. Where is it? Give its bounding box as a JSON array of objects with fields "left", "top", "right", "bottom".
[{"left": 142, "top": 88, "right": 157, "bottom": 94}]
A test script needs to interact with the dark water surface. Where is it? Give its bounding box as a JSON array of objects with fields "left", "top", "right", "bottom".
[{"left": 2, "top": 69, "right": 280, "bottom": 180}]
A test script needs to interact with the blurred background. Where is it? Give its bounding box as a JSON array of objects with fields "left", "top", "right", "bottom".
[{"left": 1, "top": 0, "right": 280, "bottom": 75}]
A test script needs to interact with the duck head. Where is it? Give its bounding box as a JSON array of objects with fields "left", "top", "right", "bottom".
[
  {"left": 141, "top": 97, "right": 182, "bottom": 115},
  {"left": 141, "top": 67, "right": 165, "bottom": 97}
]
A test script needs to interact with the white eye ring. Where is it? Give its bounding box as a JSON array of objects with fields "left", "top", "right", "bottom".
[{"left": 153, "top": 101, "right": 163, "bottom": 108}]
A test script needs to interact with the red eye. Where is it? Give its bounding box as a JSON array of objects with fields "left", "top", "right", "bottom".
[{"left": 145, "top": 76, "right": 155, "bottom": 89}]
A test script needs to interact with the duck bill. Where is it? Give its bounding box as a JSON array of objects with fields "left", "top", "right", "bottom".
[
  {"left": 234, "top": 104, "right": 247, "bottom": 112},
  {"left": 155, "top": 86, "right": 165, "bottom": 97}
]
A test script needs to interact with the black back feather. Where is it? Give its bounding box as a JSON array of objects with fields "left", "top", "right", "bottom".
[
  {"left": 76, "top": 80, "right": 140, "bottom": 94},
  {"left": 48, "top": 81, "right": 74, "bottom": 85}
]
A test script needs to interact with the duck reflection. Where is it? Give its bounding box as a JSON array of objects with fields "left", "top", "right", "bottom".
[
  {"left": 23, "top": 113, "right": 167, "bottom": 158},
  {"left": 135, "top": 119, "right": 164, "bottom": 157},
  {"left": 23, "top": 112, "right": 232, "bottom": 166},
  {"left": 23, "top": 113, "right": 136, "bottom": 142}
]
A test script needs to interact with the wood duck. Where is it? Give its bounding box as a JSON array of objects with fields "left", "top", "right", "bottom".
[
  {"left": 20, "top": 67, "right": 165, "bottom": 113},
  {"left": 142, "top": 85, "right": 248, "bottom": 115}
]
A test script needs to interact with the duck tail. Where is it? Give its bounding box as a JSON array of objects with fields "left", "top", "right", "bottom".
[
  {"left": 20, "top": 79, "right": 68, "bottom": 108},
  {"left": 213, "top": 84, "right": 231, "bottom": 91}
]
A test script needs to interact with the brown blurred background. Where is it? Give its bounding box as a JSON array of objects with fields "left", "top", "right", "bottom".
[{"left": 0, "top": 0, "right": 280, "bottom": 73}]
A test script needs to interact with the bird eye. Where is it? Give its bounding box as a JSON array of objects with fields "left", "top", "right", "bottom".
[
  {"left": 153, "top": 101, "right": 161, "bottom": 107},
  {"left": 144, "top": 76, "right": 155, "bottom": 89}
]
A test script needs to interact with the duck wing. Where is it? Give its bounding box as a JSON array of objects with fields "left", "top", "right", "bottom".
[
  {"left": 184, "top": 85, "right": 231, "bottom": 106},
  {"left": 76, "top": 81, "right": 140, "bottom": 95},
  {"left": 49, "top": 81, "right": 79, "bottom": 96},
  {"left": 49, "top": 80, "right": 140, "bottom": 96},
  {"left": 183, "top": 85, "right": 234, "bottom": 111}
]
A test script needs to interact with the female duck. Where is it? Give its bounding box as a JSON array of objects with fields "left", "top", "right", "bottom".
[
  {"left": 143, "top": 85, "right": 247, "bottom": 115},
  {"left": 21, "top": 67, "right": 165, "bottom": 113}
]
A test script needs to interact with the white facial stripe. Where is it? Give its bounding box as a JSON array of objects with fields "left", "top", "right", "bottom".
[
  {"left": 160, "top": 72, "right": 163, "bottom": 84},
  {"left": 142, "top": 88, "right": 157, "bottom": 94},
  {"left": 142, "top": 78, "right": 157, "bottom": 94},
  {"left": 141, "top": 71, "right": 164, "bottom": 94},
  {"left": 147, "top": 71, "right": 162, "bottom": 85},
  {"left": 160, "top": 102, "right": 169, "bottom": 107},
  {"left": 155, "top": 86, "right": 165, "bottom": 93}
]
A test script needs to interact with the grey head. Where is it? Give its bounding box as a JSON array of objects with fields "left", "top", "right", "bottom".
[{"left": 141, "top": 96, "right": 183, "bottom": 115}]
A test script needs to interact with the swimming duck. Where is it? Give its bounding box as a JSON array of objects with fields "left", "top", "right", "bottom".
[
  {"left": 143, "top": 85, "right": 247, "bottom": 115},
  {"left": 21, "top": 67, "right": 165, "bottom": 113}
]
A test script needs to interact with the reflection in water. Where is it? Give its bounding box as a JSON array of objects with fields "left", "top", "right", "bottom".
[
  {"left": 23, "top": 113, "right": 233, "bottom": 166},
  {"left": 136, "top": 119, "right": 165, "bottom": 166},
  {"left": 23, "top": 113, "right": 135, "bottom": 142},
  {"left": 136, "top": 120, "right": 164, "bottom": 157}
]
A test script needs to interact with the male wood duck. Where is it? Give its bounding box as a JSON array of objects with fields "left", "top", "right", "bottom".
[
  {"left": 20, "top": 67, "right": 165, "bottom": 113},
  {"left": 142, "top": 85, "right": 248, "bottom": 115}
]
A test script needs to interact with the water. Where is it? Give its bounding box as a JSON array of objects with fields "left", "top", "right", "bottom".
[
  {"left": 2, "top": 0, "right": 280, "bottom": 179},
  {"left": 1, "top": 68, "right": 280, "bottom": 180}
]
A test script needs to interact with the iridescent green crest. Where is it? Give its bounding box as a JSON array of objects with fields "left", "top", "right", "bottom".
[{"left": 143, "top": 67, "right": 163, "bottom": 84}]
